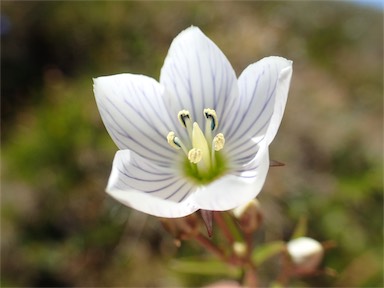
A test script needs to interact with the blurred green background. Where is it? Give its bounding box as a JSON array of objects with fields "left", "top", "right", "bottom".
[{"left": 1, "top": 2, "right": 383, "bottom": 287}]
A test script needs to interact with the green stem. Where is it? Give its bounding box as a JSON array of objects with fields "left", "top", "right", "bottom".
[
  {"left": 221, "top": 212, "right": 244, "bottom": 242},
  {"left": 213, "top": 211, "right": 235, "bottom": 245}
]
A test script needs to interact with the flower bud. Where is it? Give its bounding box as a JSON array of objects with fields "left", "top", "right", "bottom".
[
  {"left": 287, "top": 237, "right": 324, "bottom": 274},
  {"left": 232, "top": 242, "right": 247, "bottom": 258},
  {"left": 232, "top": 199, "right": 262, "bottom": 233}
]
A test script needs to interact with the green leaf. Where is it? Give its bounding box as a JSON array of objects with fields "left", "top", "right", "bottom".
[
  {"left": 252, "top": 241, "right": 286, "bottom": 265},
  {"left": 291, "top": 216, "right": 307, "bottom": 239},
  {"left": 270, "top": 281, "right": 284, "bottom": 288},
  {"left": 169, "top": 258, "right": 241, "bottom": 277}
]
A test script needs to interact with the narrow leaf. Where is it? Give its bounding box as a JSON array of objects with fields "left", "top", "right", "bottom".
[
  {"left": 170, "top": 259, "right": 241, "bottom": 277},
  {"left": 252, "top": 241, "right": 286, "bottom": 265},
  {"left": 291, "top": 216, "right": 308, "bottom": 239}
]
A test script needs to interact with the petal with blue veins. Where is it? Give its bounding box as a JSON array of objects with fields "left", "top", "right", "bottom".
[
  {"left": 160, "top": 26, "right": 239, "bottom": 128},
  {"left": 107, "top": 150, "right": 199, "bottom": 218},
  {"left": 194, "top": 144, "right": 270, "bottom": 211},
  {"left": 94, "top": 74, "right": 178, "bottom": 166},
  {"left": 224, "top": 57, "right": 292, "bottom": 165}
]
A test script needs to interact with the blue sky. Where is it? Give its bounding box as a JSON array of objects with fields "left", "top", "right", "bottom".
[{"left": 351, "top": 0, "right": 384, "bottom": 10}]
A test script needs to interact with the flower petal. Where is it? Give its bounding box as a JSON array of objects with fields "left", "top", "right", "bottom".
[
  {"left": 193, "top": 145, "right": 270, "bottom": 211},
  {"left": 160, "top": 26, "right": 238, "bottom": 127},
  {"left": 94, "top": 74, "right": 178, "bottom": 166},
  {"left": 106, "top": 150, "right": 199, "bottom": 218},
  {"left": 224, "top": 57, "right": 292, "bottom": 165}
]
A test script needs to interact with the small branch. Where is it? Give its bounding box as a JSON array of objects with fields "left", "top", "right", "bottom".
[
  {"left": 243, "top": 263, "right": 259, "bottom": 288},
  {"left": 277, "top": 250, "right": 292, "bottom": 287},
  {"left": 213, "top": 211, "right": 235, "bottom": 244},
  {"left": 194, "top": 233, "right": 227, "bottom": 262}
]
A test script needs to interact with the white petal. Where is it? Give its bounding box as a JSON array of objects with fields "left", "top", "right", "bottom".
[
  {"left": 160, "top": 26, "right": 238, "bottom": 128},
  {"left": 106, "top": 150, "right": 199, "bottom": 218},
  {"left": 94, "top": 74, "right": 178, "bottom": 166},
  {"left": 193, "top": 145, "right": 270, "bottom": 211},
  {"left": 225, "top": 57, "right": 292, "bottom": 163}
]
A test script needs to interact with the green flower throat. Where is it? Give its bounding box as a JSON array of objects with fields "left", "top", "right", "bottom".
[{"left": 167, "top": 109, "right": 228, "bottom": 184}]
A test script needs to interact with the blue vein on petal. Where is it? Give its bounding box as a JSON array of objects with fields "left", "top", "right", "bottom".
[
  {"left": 164, "top": 36, "right": 236, "bottom": 127},
  {"left": 225, "top": 68, "right": 263, "bottom": 138},
  {"left": 129, "top": 79, "right": 176, "bottom": 137},
  {"left": 168, "top": 52, "right": 190, "bottom": 111},
  {"left": 228, "top": 64, "right": 277, "bottom": 143},
  {"left": 117, "top": 170, "right": 179, "bottom": 193},
  {"left": 100, "top": 105, "right": 168, "bottom": 164},
  {"left": 129, "top": 156, "right": 172, "bottom": 177},
  {"left": 122, "top": 84, "right": 170, "bottom": 147},
  {"left": 120, "top": 159, "right": 173, "bottom": 181},
  {"left": 165, "top": 182, "right": 192, "bottom": 201},
  {"left": 100, "top": 100, "right": 171, "bottom": 166},
  {"left": 186, "top": 52, "right": 196, "bottom": 121},
  {"left": 196, "top": 48, "right": 205, "bottom": 111},
  {"left": 221, "top": 56, "right": 234, "bottom": 121},
  {"left": 228, "top": 114, "right": 270, "bottom": 156},
  {"left": 208, "top": 43, "right": 218, "bottom": 109},
  {"left": 117, "top": 156, "right": 193, "bottom": 200},
  {"left": 117, "top": 168, "right": 192, "bottom": 203},
  {"left": 175, "top": 42, "right": 194, "bottom": 115},
  {"left": 117, "top": 166, "right": 175, "bottom": 183}
]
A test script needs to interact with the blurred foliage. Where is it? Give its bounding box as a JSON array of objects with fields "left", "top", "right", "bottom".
[{"left": 1, "top": 1, "right": 383, "bottom": 287}]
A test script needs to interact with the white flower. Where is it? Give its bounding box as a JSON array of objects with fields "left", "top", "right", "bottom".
[
  {"left": 93, "top": 26, "right": 292, "bottom": 218},
  {"left": 287, "top": 237, "right": 324, "bottom": 273}
]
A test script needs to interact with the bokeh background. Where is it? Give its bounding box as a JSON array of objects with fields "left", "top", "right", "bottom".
[{"left": 1, "top": 1, "right": 383, "bottom": 287}]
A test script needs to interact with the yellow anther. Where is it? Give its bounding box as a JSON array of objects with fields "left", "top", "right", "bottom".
[
  {"left": 213, "top": 133, "right": 225, "bottom": 151},
  {"left": 178, "top": 110, "right": 191, "bottom": 128},
  {"left": 204, "top": 108, "right": 218, "bottom": 131},
  {"left": 168, "top": 109, "right": 226, "bottom": 177},
  {"left": 167, "top": 131, "right": 181, "bottom": 150},
  {"left": 188, "top": 148, "right": 202, "bottom": 164}
]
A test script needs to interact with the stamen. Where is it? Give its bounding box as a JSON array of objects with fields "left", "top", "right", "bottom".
[
  {"left": 213, "top": 133, "right": 225, "bottom": 151},
  {"left": 204, "top": 108, "right": 218, "bottom": 131},
  {"left": 178, "top": 109, "right": 193, "bottom": 138},
  {"left": 168, "top": 109, "right": 227, "bottom": 183},
  {"left": 167, "top": 131, "right": 181, "bottom": 150},
  {"left": 188, "top": 148, "right": 202, "bottom": 163},
  {"left": 178, "top": 110, "right": 191, "bottom": 128},
  {"left": 167, "top": 131, "right": 189, "bottom": 155}
]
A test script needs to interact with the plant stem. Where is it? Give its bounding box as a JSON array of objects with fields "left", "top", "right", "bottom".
[
  {"left": 195, "top": 233, "right": 227, "bottom": 262},
  {"left": 243, "top": 263, "right": 259, "bottom": 288},
  {"left": 213, "top": 211, "right": 235, "bottom": 245}
]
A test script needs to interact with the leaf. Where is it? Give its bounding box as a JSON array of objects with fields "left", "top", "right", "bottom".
[
  {"left": 252, "top": 241, "right": 286, "bottom": 265},
  {"left": 291, "top": 216, "right": 308, "bottom": 239},
  {"left": 169, "top": 258, "right": 241, "bottom": 277}
]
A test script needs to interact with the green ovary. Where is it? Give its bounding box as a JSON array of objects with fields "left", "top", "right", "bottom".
[{"left": 183, "top": 151, "right": 228, "bottom": 185}]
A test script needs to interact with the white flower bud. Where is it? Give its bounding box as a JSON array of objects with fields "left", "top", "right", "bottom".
[
  {"left": 287, "top": 237, "right": 324, "bottom": 274},
  {"left": 233, "top": 242, "right": 247, "bottom": 258}
]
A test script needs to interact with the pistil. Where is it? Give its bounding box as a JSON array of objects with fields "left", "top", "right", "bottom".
[
  {"left": 192, "top": 122, "right": 211, "bottom": 171},
  {"left": 166, "top": 108, "right": 227, "bottom": 184}
]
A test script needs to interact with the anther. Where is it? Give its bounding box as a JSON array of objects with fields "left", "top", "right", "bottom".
[
  {"left": 167, "top": 132, "right": 181, "bottom": 150},
  {"left": 178, "top": 110, "right": 191, "bottom": 128},
  {"left": 188, "top": 148, "right": 202, "bottom": 164},
  {"left": 204, "top": 108, "right": 218, "bottom": 131},
  {"left": 213, "top": 133, "right": 225, "bottom": 151}
]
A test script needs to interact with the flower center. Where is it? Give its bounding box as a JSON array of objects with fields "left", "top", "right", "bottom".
[{"left": 167, "top": 109, "right": 228, "bottom": 184}]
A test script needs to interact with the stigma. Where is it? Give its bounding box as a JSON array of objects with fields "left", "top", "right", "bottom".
[{"left": 166, "top": 109, "right": 226, "bottom": 179}]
